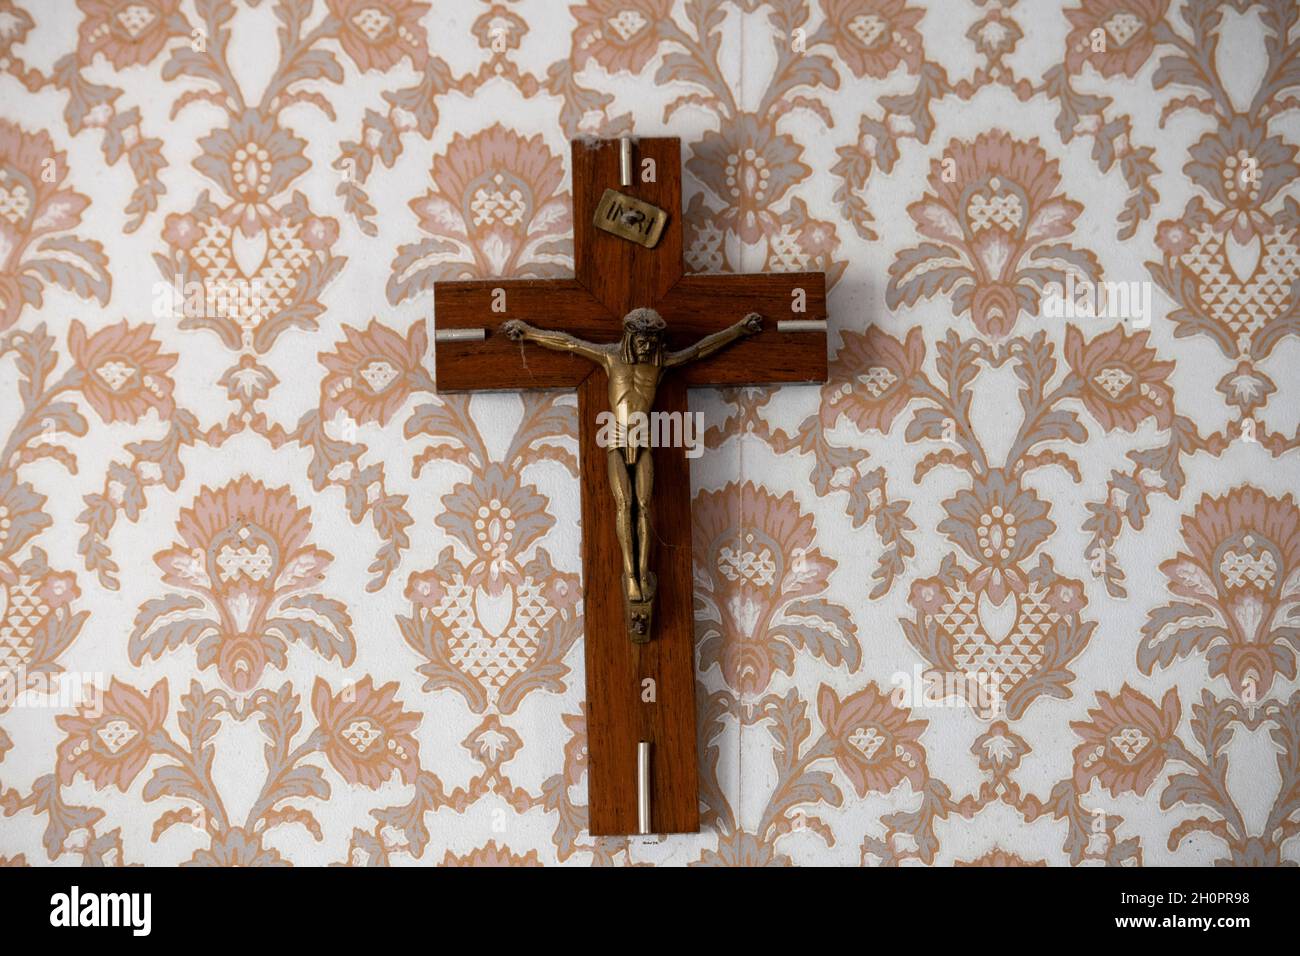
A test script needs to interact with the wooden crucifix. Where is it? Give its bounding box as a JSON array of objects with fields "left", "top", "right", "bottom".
[{"left": 433, "top": 136, "right": 827, "bottom": 836}]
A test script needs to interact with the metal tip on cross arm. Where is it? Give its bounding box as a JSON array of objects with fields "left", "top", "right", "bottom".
[
  {"left": 434, "top": 327, "right": 486, "bottom": 342},
  {"left": 620, "top": 137, "right": 633, "bottom": 187},
  {"left": 637, "top": 741, "right": 652, "bottom": 835},
  {"left": 777, "top": 319, "right": 828, "bottom": 333}
]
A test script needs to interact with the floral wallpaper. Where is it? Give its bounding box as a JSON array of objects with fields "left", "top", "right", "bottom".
[{"left": 0, "top": 0, "right": 1297, "bottom": 867}]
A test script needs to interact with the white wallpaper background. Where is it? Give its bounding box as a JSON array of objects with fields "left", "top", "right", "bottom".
[{"left": 0, "top": 0, "right": 1297, "bottom": 866}]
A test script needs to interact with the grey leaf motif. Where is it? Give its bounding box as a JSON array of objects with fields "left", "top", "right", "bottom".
[{"left": 129, "top": 594, "right": 220, "bottom": 664}]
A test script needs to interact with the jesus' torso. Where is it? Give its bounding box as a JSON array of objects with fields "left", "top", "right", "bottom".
[{"left": 605, "top": 359, "right": 663, "bottom": 462}]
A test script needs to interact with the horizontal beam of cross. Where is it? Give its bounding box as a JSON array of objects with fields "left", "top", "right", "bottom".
[{"left": 433, "top": 271, "right": 827, "bottom": 391}]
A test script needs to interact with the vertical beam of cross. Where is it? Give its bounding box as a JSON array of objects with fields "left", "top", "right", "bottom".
[{"left": 434, "top": 137, "right": 826, "bottom": 835}]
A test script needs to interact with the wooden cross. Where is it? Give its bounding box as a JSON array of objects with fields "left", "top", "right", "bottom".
[{"left": 433, "top": 137, "right": 826, "bottom": 836}]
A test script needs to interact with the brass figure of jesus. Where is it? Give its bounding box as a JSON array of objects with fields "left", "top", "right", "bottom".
[{"left": 502, "top": 308, "right": 762, "bottom": 641}]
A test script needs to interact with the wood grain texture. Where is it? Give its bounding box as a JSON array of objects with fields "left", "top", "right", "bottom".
[
  {"left": 572, "top": 137, "right": 684, "bottom": 316},
  {"left": 433, "top": 279, "right": 613, "bottom": 391},
  {"left": 579, "top": 372, "right": 699, "bottom": 835},
  {"left": 659, "top": 272, "right": 829, "bottom": 386}
]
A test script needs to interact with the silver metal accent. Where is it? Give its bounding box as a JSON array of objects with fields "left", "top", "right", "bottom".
[
  {"left": 636, "top": 741, "right": 651, "bottom": 835},
  {"left": 434, "top": 327, "right": 486, "bottom": 342},
  {"left": 619, "top": 137, "right": 633, "bottom": 187},
  {"left": 777, "top": 319, "right": 828, "bottom": 333}
]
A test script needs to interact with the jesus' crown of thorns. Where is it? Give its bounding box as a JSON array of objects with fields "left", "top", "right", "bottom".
[{"left": 622, "top": 308, "right": 666, "bottom": 333}]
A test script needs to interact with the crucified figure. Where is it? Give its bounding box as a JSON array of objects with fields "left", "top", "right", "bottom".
[{"left": 502, "top": 308, "right": 762, "bottom": 641}]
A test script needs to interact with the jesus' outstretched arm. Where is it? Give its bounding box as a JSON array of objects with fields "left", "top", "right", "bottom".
[
  {"left": 664, "top": 312, "right": 762, "bottom": 368},
  {"left": 500, "top": 319, "right": 611, "bottom": 365}
]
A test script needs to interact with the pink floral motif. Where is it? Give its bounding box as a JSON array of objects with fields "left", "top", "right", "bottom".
[
  {"left": 36, "top": 571, "right": 79, "bottom": 609},
  {"left": 939, "top": 470, "right": 1054, "bottom": 603},
  {"left": 1143, "top": 488, "right": 1300, "bottom": 699},
  {"left": 818, "top": 682, "right": 927, "bottom": 796},
  {"left": 972, "top": 721, "right": 1029, "bottom": 775},
  {"left": 441, "top": 840, "right": 542, "bottom": 866},
  {"left": 887, "top": 131, "right": 1097, "bottom": 339},
  {"left": 393, "top": 125, "right": 571, "bottom": 293},
  {"left": 75, "top": 0, "right": 182, "bottom": 69},
  {"left": 1216, "top": 361, "right": 1275, "bottom": 417},
  {"left": 437, "top": 463, "right": 558, "bottom": 596},
  {"left": 1071, "top": 684, "right": 1179, "bottom": 797},
  {"left": 69, "top": 319, "right": 177, "bottom": 424},
  {"left": 820, "top": 0, "right": 925, "bottom": 78},
  {"left": 56, "top": 679, "right": 167, "bottom": 791},
  {"left": 217, "top": 354, "right": 278, "bottom": 404},
  {"left": 184, "top": 828, "right": 288, "bottom": 867},
  {"left": 820, "top": 326, "right": 924, "bottom": 433},
  {"left": 319, "top": 319, "right": 429, "bottom": 425},
  {"left": 399, "top": 463, "right": 580, "bottom": 713},
  {"left": 159, "top": 177, "right": 341, "bottom": 350},
  {"left": 1183, "top": 117, "right": 1298, "bottom": 245},
  {"left": 136, "top": 478, "right": 354, "bottom": 691},
  {"left": 0, "top": 552, "right": 86, "bottom": 708},
  {"left": 571, "top": 0, "right": 672, "bottom": 74},
  {"left": 764, "top": 199, "right": 843, "bottom": 279},
  {"left": 462, "top": 713, "right": 523, "bottom": 771},
  {"left": 472, "top": 6, "right": 527, "bottom": 53},
  {"left": 1064, "top": 0, "right": 1169, "bottom": 79},
  {"left": 313, "top": 676, "right": 420, "bottom": 788},
  {"left": 327, "top": 0, "right": 430, "bottom": 73},
  {"left": 162, "top": 212, "right": 201, "bottom": 251},
  {"left": 1146, "top": 199, "right": 1299, "bottom": 359},
  {"left": 1064, "top": 324, "right": 1173, "bottom": 433},
  {"left": 688, "top": 114, "right": 811, "bottom": 245},
  {"left": 404, "top": 568, "right": 444, "bottom": 609},
  {"left": 692, "top": 831, "right": 793, "bottom": 867},
  {"left": 193, "top": 111, "right": 310, "bottom": 236},
  {"left": 693, "top": 481, "right": 855, "bottom": 697},
  {"left": 1154, "top": 218, "right": 1193, "bottom": 257},
  {"left": 905, "top": 555, "right": 1093, "bottom": 718},
  {"left": 0, "top": 1, "right": 33, "bottom": 59},
  {"left": 301, "top": 215, "right": 340, "bottom": 250},
  {"left": 0, "top": 121, "right": 105, "bottom": 331}
]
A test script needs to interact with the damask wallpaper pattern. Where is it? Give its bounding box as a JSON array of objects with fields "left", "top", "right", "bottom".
[{"left": 0, "top": 0, "right": 1296, "bottom": 867}]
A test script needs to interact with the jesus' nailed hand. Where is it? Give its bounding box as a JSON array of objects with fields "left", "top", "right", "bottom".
[{"left": 500, "top": 309, "right": 762, "bottom": 641}]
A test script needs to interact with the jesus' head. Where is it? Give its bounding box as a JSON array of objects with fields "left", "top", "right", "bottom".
[{"left": 620, "top": 308, "right": 666, "bottom": 366}]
